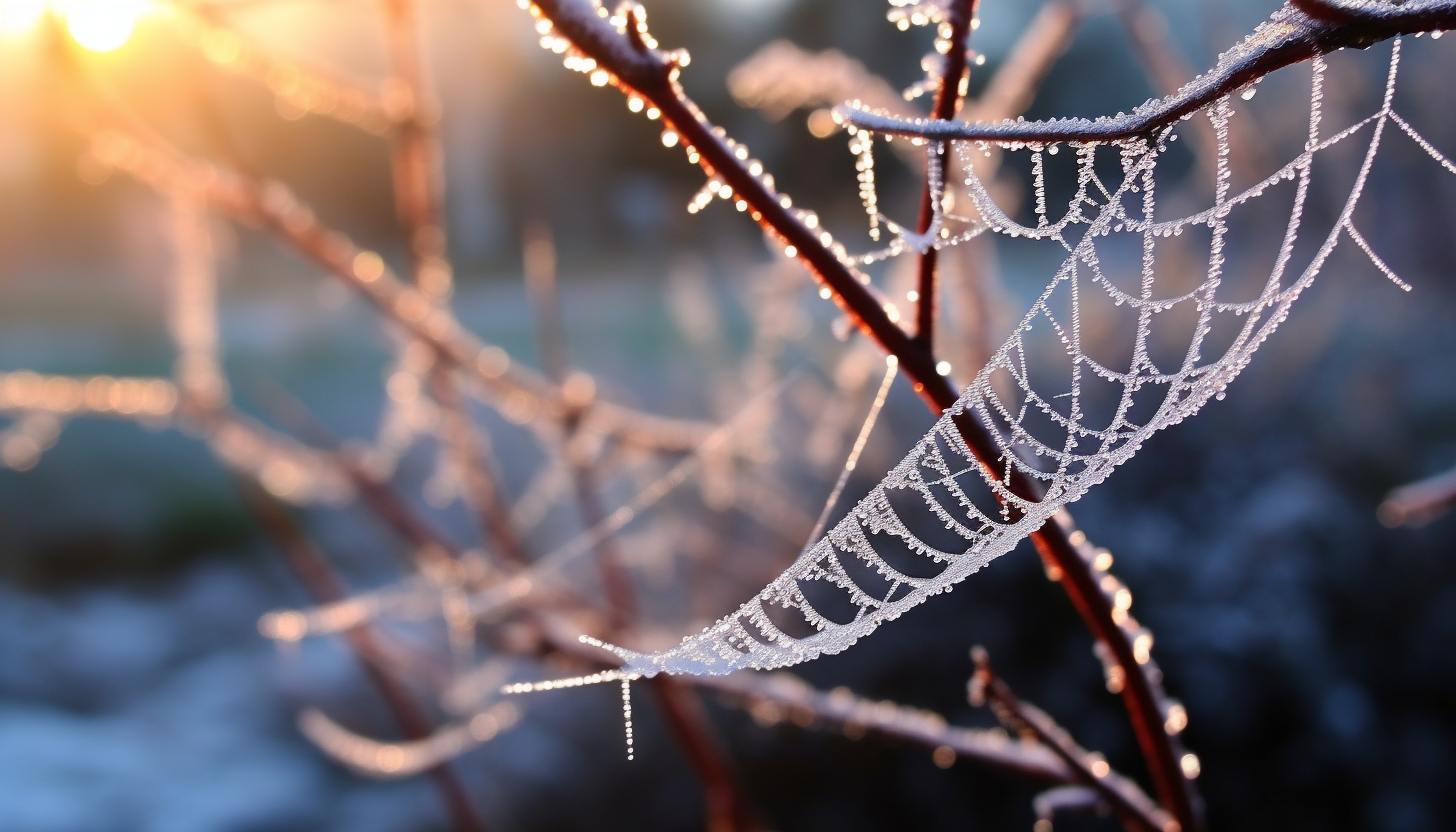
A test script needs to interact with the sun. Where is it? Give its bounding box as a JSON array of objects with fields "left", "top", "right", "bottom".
[{"left": 56, "top": 0, "right": 149, "bottom": 52}]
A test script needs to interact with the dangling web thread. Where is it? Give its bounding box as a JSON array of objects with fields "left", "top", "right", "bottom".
[
  {"left": 581, "top": 36, "right": 1454, "bottom": 681},
  {"left": 502, "top": 666, "right": 641, "bottom": 760}
]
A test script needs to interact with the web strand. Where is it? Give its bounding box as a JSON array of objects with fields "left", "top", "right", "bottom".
[{"left": 575, "top": 39, "right": 1456, "bottom": 680}]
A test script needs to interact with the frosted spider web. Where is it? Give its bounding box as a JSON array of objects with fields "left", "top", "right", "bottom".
[{"left": 593, "top": 36, "right": 1455, "bottom": 679}]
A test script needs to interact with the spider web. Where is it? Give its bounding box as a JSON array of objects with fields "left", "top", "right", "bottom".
[{"left": 600, "top": 36, "right": 1454, "bottom": 678}]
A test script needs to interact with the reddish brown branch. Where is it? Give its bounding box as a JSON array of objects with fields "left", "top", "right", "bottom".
[
  {"left": 698, "top": 670, "right": 1072, "bottom": 783},
  {"left": 972, "top": 648, "right": 1173, "bottom": 832},
  {"left": 1378, "top": 464, "right": 1456, "bottom": 527},
  {"left": 377, "top": 0, "right": 527, "bottom": 569},
  {"left": 430, "top": 366, "right": 530, "bottom": 566},
  {"left": 913, "top": 0, "right": 978, "bottom": 348},
  {"left": 648, "top": 677, "right": 762, "bottom": 832},
  {"left": 568, "top": 460, "right": 638, "bottom": 631},
  {"left": 381, "top": 0, "right": 453, "bottom": 301},
  {"left": 234, "top": 477, "right": 487, "bottom": 832},
  {"left": 527, "top": 1, "right": 1199, "bottom": 827}
]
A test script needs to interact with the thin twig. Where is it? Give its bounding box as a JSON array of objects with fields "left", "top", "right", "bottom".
[
  {"left": 1378, "top": 464, "right": 1456, "bottom": 527},
  {"left": 430, "top": 365, "right": 530, "bottom": 566},
  {"left": 841, "top": 0, "right": 1456, "bottom": 143},
  {"left": 83, "top": 123, "right": 717, "bottom": 452},
  {"left": 698, "top": 670, "right": 1072, "bottom": 783},
  {"left": 377, "top": 0, "right": 527, "bottom": 568},
  {"left": 647, "top": 677, "right": 763, "bottom": 832},
  {"left": 235, "top": 476, "right": 488, "bottom": 832},
  {"left": 971, "top": 648, "right": 1173, "bottom": 832},
  {"left": 913, "top": 0, "right": 978, "bottom": 348}
]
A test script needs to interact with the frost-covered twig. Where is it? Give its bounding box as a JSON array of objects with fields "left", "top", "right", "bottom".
[
  {"left": 839, "top": 0, "right": 1456, "bottom": 143},
  {"left": 970, "top": 648, "right": 1175, "bottom": 832},
  {"left": 698, "top": 670, "right": 1072, "bottom": 783},
  {"left": 235, "top": 476, "right": 489, "bottom": 832},
  {"left": 911, "top": 0, "right": 977, "bottom": 348},
  {"left": 81, "top": 126, "right": 717, "bottom": 454}
]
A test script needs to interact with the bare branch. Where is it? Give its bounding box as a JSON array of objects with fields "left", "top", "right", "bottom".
[
  {"left": 1379, "top": 464, "right": 1456, "bottom": 526},
  {"left": 167, "top": 1, "right": 394, "bottom": 133},
  {"left": 83, "top": 127, "right": 719, "bottom": 453},
  {"left": 235, "top": 477, "right": 489, "bottom": 832},
  {"left": 841, "top": 0, "right": 1456, "bottom": 143},
  {"left": 972, "top": 648, "right": 1175, "bottom": 832},
  {"left": 912, "top": 0, "right": 978, "bottom": 348},
  {"left": 698, "top": 670, "right": 1073, "bottom": 783},
  {"left": 526, "top": 2, "right": 1203, "bottom": 826}
]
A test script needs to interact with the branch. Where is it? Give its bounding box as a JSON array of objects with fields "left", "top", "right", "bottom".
[
  {"left": 526, "top": 1, "right": 1201, "bottom": 827},
  {"left": 83, "top": 127, "right": 718, "bottom": 454},
  {"left": 840, "top": 0, "right": 1456, "bottom": 143},
  {"left": 235, "top": 476, "right": 488, "bottom": 832},
  {"left": 913, "top": 0, "right": 978, "bottom": 348},
  {"left": 1378, "top": 464, "right": 1456, "bottom": 527},
  {"left": 378, "top": 0, "right": 528, "bottom": 569},
  {"left": 697, "top": 670, "right": 1072, "bottom": 783},
  {"left": 647, "top": 677, "right": 764, "bottom": 832},
  {"left": 971, "top": 648, "right": 1174, "bottom": 832}
]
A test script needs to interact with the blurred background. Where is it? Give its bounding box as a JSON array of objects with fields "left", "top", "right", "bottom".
[{"left": 0, "top": 0, "right": 1454, "bottom": 830}]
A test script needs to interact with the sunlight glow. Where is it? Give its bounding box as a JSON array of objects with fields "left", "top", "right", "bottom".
[
  {"left": 0, "top": 0, "right": 46, "bottom": 34},
  {"left": 57, "top": 0, "right": 147, "bottom": 52}
]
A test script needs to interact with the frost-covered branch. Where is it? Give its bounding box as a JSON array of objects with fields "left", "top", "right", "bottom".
[
  {"left": 839, "top": 0, "right": 1456, "bottom": 143},
  {"left": 82, "top": 127, "right": 717, "bottom": 454},
  {"left": 911, "top": 0, "right": 977, "bottom": 348},
  {"left": 235, "top": 477, "right": 489, "bottom": 832},
  {"left": 525, "top": 2, "right": 1201, "bottom": 828},
  {"left": 971, "top": 648, "right": 1176, "bottom": 832},
  {"left": 699, "top": 670, "right": 1073, "bottom": 783}
]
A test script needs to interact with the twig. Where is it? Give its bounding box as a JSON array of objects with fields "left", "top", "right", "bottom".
[
  {"left": 83, "top": 124, "right": 718, "bottom": 452},
  {"left": 430, "top": 365, "right": 530, "bottom": 566},
  {"left": 971, "top": 648, "right": 1174, "bottom": 832},
  {"left": 966, "top": 2, "right": 1079, "bottom": 125},
  {"left": 1378, "top": 464, "right": 1456, "bottom": 527},
  {"left": 523, "top": 224, "right": 571, "bottom": 384},
  {"left": 912, "top": 0, "right": 978, "bottom": 348},
  {"left": 514, "top": 217, "right": 751, "bottom": 828},
  {"left": 377, "top": 0, "right": 527, "bottom": 568},
  {"left": 697, "top": 670, "right": 1072, "bottom": 783},
  {"left": 235, "top": 476, "right": 488, "bottom": 832},
  {"left": 840, "top": 0, "right": 1456, "bottom": 143},
  {"left": 167, "top": 1, "right": 394, "bottom": 133}
]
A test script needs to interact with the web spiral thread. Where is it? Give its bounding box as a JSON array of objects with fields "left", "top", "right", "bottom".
[{"left": 601, "top": 37, "right": 1450, "bottom": 678}]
